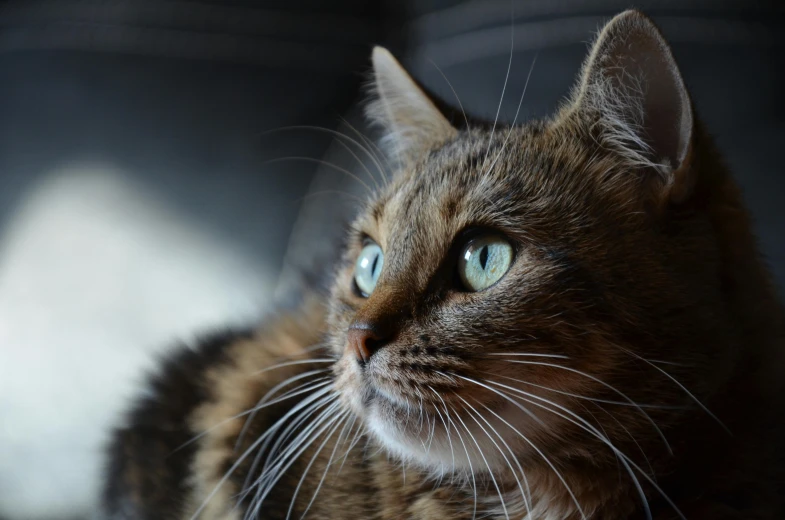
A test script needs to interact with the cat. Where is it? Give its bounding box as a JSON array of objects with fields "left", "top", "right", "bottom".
[{"left": 103, "top": 10, "right": 785, "bottom": 520}]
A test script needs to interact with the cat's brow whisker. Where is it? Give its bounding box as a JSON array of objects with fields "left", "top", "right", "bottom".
[
  {"left": 480, "top": 53, "right": 538, "bottom": 185},
  {"left": 484, "top": 0, "right": 515, "bottom": 162},
  {"left": 263, "top": 124, "right": 387, "bottom": 190},
  {"left": 265, "top": 157, "right": 374, "bottom": 196},
  {"left": 338, "top": 116, "right": 394, "bottom": 187},
  {"left": 296, "top": 189, "right": 367, "bottom": 205},
  {"left": 428, "top": 58, "right": 472, "bottom": 141}
]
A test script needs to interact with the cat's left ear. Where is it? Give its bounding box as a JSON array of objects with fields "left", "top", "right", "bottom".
[
  {"left": 366, "top": 47, "right": 458, "bottom": 166},
  {"left": 569, "top": 10, "right": 694, "bottom": 204}
]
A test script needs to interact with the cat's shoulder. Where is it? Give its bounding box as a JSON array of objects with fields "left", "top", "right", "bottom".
[{"left": 102, "top": 298, "right": 328, "bottom": 519}]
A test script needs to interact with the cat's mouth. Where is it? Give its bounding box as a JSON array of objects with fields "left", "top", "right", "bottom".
[
  {"left": 364, "top": 382, "right": 410, "bottom": 410},
  {"left": 360, "top": 380, "right": 521, "bottom": 473},
  {"left": 335, "top": 347, "right": 544, "bottom": 472}
]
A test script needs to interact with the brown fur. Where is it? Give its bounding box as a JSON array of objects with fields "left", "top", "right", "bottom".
[{"left": 103, "top": 10, "right": 785, "bottom": 520}]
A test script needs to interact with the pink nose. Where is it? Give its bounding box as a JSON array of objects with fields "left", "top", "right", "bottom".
[{"left": 347, "top": 322, "right": 391, "bottom": 363}]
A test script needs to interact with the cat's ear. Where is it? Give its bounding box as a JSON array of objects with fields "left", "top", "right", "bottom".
[
  {"left": 569, "top": 10, "right": 694, "bottom": 203},
  {"left": 366, "top": 47, "right": 458, "bottom": 166}
]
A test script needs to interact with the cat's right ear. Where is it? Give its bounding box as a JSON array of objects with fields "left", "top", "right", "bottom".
[
  {"left": 366, "top": 47, "right": 458, "bottom": 167},
  {"left": 567, "top": 10, "right": 695, "bottom": 204}
]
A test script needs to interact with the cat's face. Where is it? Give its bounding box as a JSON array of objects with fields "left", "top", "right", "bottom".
[{"left": 329, "top": 12, "right": 723, "bottom": 476}]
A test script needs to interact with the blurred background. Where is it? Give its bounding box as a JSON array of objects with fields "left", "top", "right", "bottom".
[{"left": 0, "top": 1, "right": 782, "bottom": 518}]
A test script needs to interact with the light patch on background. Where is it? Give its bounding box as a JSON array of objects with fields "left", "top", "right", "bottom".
[{"left": 0, "top": 163, "right": 273, "bottom": 518}]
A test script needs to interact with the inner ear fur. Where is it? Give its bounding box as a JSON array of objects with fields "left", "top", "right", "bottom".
[{"left": 568, "top": 10, "right": 695, "bottom": 204}]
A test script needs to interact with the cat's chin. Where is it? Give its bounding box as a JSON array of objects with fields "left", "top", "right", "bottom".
[{"left": 359, "top": 389, "right": 515, "bottom": 475}]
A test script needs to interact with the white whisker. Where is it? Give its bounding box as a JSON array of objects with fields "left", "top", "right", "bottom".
[
  {"left": 614, "top": 344, "right": 731, "bottom": 434},
  {"left": 265, "top": 156, "right": 373, "bottom": 196},
  {"left": 285, "top": 409, "right": 350, "bottom": 520},
  {"left": 453, "top": 401, "right": 510, "bottom": 520},
  {"left": 493, "top": 359, "right": 671, "bottom": 452},
  {"left": 458, "top": 395, "right": 531, "bottom": 516},
  {"left": 448, "top": 373, "right": 586, "bottom": 520}
]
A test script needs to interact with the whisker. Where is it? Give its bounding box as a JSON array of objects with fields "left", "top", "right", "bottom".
[
  {"left": 458, "top": 395, "right": 531, "bottom": 516},
  {"left": 433, "top": 391, "right": 478, "bottom": 520},
  {"left": 452, "top": 401, "right": 510, "bottom": 520},
  {"left": 483, "top": 378, "right": 683, "bottom": 520},
  {"left": 247, "top": 401, "right": 343, "bottom": 519},
  {"left": 265, "top": 157, "right": 373, "bottom": 196},
  {"left": 484, "top": 0, "right": 515, "bottom": 161},
  {"left": 491, "top": 359, "right": 671, "bottom": 453},
  {"left": 188, "top": 397, "right": 320, "bottom": 520},
  {"left": 428, "top": 385, "right": 455, "bottom": 471},
  {"left": 337, "top": 418, "right": 365, "bottom": 474},
  {"left": 296, "top": 189, "right": 367, "bottom": 205},
  {"left": 300, "top": 410, "right": 356, "bottom": 519},
  {"left": 485, "top": 352, "right": 569, "bottom": 359},
  {"left": 587, "top": 400, "right": 656, "bottom": 478},
  {"left": 285, "top": 409, "right": 350, "bottom": 520},
  {"left": 613, "top": 344, "right": 730, "bottom": 434},
  {"left": 482, "top": 52, "right": 538, "bottom": 186},
  {"left": 484, "top": 370, "right": 681, "bottom": 410},
  {"left": 264, "top": 124, "right": 388, "bottom": 190},
  {"left": 428, "top": 58, "right": 472, "bottom": 140},
  {"left": 240, "top": 388, "right": 337, "bottom": 500},
  {"left": 173, "top": 376, "right": 331, "bottom": 456},
  {"left": 251, "top": 358, "right": 333, "bottom": 376},
  {"left": 235, "top": 375, "right": 332, "bottom": 451},
  {"left": 339, "top": 116, "right": 394, "bottom": 187},
  {"left": 447, "top": 373, "right": 587, "bottom": 520}
]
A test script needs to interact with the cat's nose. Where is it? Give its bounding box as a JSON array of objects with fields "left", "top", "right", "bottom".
[{"left": 347, "top": 322, "right": 392, "bottom": 363}]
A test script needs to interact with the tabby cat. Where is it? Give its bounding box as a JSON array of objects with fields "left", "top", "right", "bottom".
[{"left": 103, "top": 11, "right": 785, "bottom": 520}]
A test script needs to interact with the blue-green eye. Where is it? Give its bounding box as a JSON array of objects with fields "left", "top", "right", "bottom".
[
  {"left": 458, "top": 235, "right": 513, "bottom": 291},
  {"left": 354, "top": 243, "right": 384, "bottom": 296}
]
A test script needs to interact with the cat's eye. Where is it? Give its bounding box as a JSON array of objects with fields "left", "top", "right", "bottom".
[
  {"left": 458, "top": 234, "right": 513, "bottom": 291},
  {"left": 354, "top": 242, "right": 384, "bottom": 297}
]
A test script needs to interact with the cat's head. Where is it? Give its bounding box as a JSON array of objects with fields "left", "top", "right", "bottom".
[{"left": 328, "top": 10, "right": 731, "bottom": 476}]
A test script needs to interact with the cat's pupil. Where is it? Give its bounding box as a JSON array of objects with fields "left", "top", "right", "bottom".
[
  {"left": 479, "top": 246, "right": 489, "bottom": 270},
  {"left": 371, "top": 254, "right": 380, "bottom": 278}
]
